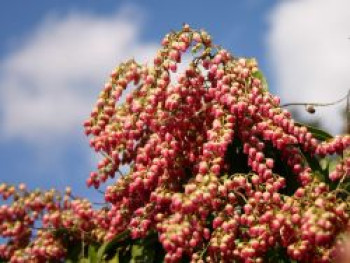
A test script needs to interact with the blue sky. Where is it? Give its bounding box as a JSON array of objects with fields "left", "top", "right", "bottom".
[{"left": 0, "top": 0, "right": 349, "bottom": 200}]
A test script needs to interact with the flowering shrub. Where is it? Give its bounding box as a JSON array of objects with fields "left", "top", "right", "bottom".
[{"left": 1, "top": 25, "right": 350, "bottom": 263}]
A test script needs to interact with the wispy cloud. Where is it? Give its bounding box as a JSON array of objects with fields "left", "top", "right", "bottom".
[
  {"left": 0, "top": 6, "right": 157, "bottom": 142},
  {"left": 267, "top": 0, "right": 350, "bottom": 134}
]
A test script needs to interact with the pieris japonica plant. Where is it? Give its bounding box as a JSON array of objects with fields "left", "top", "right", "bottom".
[{"left": 1, "top": 24, "right": 350, "bottom": 263}]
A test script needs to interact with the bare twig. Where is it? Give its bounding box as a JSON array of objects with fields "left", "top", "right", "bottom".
[{"left": 281, "top": 91, "right": 349, "bottom": 108}]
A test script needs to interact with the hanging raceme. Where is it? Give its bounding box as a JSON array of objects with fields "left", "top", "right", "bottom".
[{"left": 1, "top": 24, "right": 350, "bottom": 263}]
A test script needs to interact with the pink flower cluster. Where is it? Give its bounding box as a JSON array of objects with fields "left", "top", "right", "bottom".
[
  {"left": 1, "top": 25, "right": 349, "bottom": 263},
  {"left": 0, "top": 184, "right": 107, "bottom": 262},
  {"left": 82, "top": 25, "right": 350, "bottom": 262}
]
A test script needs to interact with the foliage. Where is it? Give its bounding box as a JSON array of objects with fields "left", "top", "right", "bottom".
[{"left": 1, "top": 25, "right": 350, "bottom": 263}]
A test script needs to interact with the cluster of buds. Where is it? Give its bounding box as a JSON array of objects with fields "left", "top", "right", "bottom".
[
  {"left": 281, "top": 183, "right": 349, "bottom": 262},
  {"left": 0, "top": 184, "right": 108, "bottom": 262},
  {"left": 329, "top": 156, "right": 350, "bottom": 182},
  {"left": 1, "top": 25, "right": 350, "bottom": 262},
  {"left": 82, "top": 25, "right": 350, "bottom": 262}
]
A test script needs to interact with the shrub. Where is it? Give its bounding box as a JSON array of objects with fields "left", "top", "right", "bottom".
[{"left": 1, "top": 25, "right": 350, "bottom": 263}]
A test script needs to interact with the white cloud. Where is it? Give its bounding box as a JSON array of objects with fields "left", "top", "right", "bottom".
[
  {"left": 267, "top": 0, "right": 350, "bottom": 134},
  {"left": 0, "top": 6, "right": 157, "bottom": 142}
]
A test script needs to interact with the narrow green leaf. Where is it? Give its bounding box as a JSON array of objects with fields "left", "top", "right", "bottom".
[
  {"left": 107, "top": 251, "right": 120, "bottom": 263},
  {"left": 131, "top": 244, "right": 144, "bottom": 262},
  {"left": 320, "top": 158, "right": 330, "bottom": 171},
  {"left": 328, "top": 156, "right": 342, "bottom": 172},
  {"left": 118, "top": 245, "right": 132, "bottom": 263},
  {"left": 131, "top": 243, "right": 155, "bottom": 263},
  {"left": 96, "top": 230, "right": 130, "bottom": 262},
  {"left": 88, "top": 244, "right": 98, "bottom": 263},
  {"left": 304, "top": 152, "right": 322, "bottom": 172},
  {"left": 252, "top": 70, "right": 268, "bottom": 90},
  {"left": 321, "top": 156, "right": 342, "bottom": 189},
  {"left": 295, "top": 122, "right": 333, "bottom": 141}
]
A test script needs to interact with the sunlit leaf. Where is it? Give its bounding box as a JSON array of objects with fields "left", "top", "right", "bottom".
[
  {"left": 96, "top": 230, "right": 130, "bottom": 262},
  {"left": 295, "top": 122, "right": 333, "bottom": 141},
  {"left": 252, "top": 70, "right": 268, "bottom": 90},
  {"left": 106, "top": 251, "right": 119, "bottom": 263},
  {"left": 88, "top": 244, "right": 98, "bottom": 263}
]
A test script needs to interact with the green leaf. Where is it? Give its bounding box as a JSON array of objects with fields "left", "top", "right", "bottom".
[
  {"left": 320, "top": 158, "right": 329, "bottom": 171},
  {"left": 319, "top": 156, "right": 341, "bottom": 189},
  {"left": 88, "top": 244, "right": 98, "bottom": 263},
  {"left": 295, "top": 122, "right": 333, "bottom": 141},
  {"left": 328, "top": 156, "right": 342, "bottom": 172},
  {"left": 252, "top": 70, "right": 268, "bottom": 90},
  {"left": 131, "top": 244, "right": 144, "bottom": 262},
  {"left": 131, "top": 243, "right": 155, "bottom": 263},
  {"left": 118, "top": 245, "right": 132, "bottom": 263},
  {"left": 130, "top": 232, "right": 159, "bottom": 263},
  {"left": 96, "top": 230, "right": 130, "bottom": 262},
  {"left": 107, "top": 251, "right": 120, "bottom": 263},
  {"left": 301, "top": 150, "right": 331, "bottom": 184},
  {"left": 302, "top": 151, "right": 323, "bottom": 173}
]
